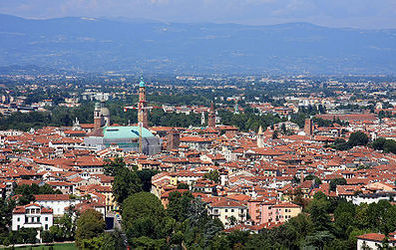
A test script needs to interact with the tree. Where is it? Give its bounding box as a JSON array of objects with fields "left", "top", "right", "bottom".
[
  {"left": 281, "top": 123, "right": 287, "bottom": 134},
  {"left": 132, "top": 236, "right": 167, "bottom": 249},
  {"left": 5, "top": 228, "right": 37, "bottom": 244},
  {"left": 75, "top": 209, "right": 105, "bottom": 248},
  {"left": 305, "top": 231, "right": 335, "bottom": 249},
  {"left": 112, "top": 167, "right": 142, "bottom": 204},
  {"left": 204, "top": 170, "right": 220, "bottom": 183},
  {"left": 367, "top": 200, "right": 396, "bottom": 235},
  {"left": 227, "top": 216, "right": 237, "bottom": 226},
  {"left": 80, "top": 231, "right": 126, "bottom": 250},
  {"left": 272, "top": 130, "right": 279, "bottom": 139},
  {"left": 371, "top": 138, "right": 396, "bottom": 154},
  {"left": 227, "top": 230, "right": 250, "bottom": 248},
  {"left": 372, "top": 137, "right": 387, "bottom": 151},
  {"left": 50, "top": 212, "right": 75, "bottom": 241},
  {"left": 177, "top": 183, "right": 189, "bottom": 189},
  {"left": 383, "top": 139, "right": 396, "bottom": 154},
  {"left": 41, "top": 230, "right": 54, "bottom": 243},
  {"left": 282, "top": 213, "right": 314, "bottom": 247},
  {"left": 183, "top": 199, "right": 223, "bottom": 248},
  {"left": 167, "top": 191, "right": 194, "bottom": 222},
  {"left": 348, "top": 131, "right": 369, "bottom": 147},
  {"left": 100, "top": 231, "right": 126, "bottom": 250},
  {"left": 14, "top": 183, "right": 61, "bottom": 205},
  {"left": 211, "top": 234, "right": 232, "bottom": 249},
  {"left": 334, "top": 201, "right": 356, "bottom": 238},
  {"left": 122, "top": 192, "right": 167, "bottom": 242},
  {"left": 0, "top": 197, "right": 15, "bottom": 240},
  {"left": 137, "top": 169, "right": 159, "bottom": 192},
  {"left": 104, "top": 157, "right": 126, "bottom": 176},
  {"left": 308, "top": 192, "right": 332, "bottom": 232},
  {"left": 330, "top": 178, "right": 347, "bottom": 192}
]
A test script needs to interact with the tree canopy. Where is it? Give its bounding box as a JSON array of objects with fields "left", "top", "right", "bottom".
[{"left": 75, "top": 209, "right": 106, "bottom": 248}]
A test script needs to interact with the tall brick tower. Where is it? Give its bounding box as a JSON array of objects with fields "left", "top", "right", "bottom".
[
  {"left": 167, "top": 129, "right": 180, "bottom": 150},
  {"left": 304, "top": 118, "right": 313, "bottom": 136},
  {"left": 208, "top": 102, "right": 216, "bottom": 128},
  {"left": 94, "top": 102, "right": 102, "bottom": 130},
  {"left": 138, "top": 77, "right": 148, "bottom": 128}
]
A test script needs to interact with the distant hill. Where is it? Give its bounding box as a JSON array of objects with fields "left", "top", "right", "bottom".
[{"left": 0, "top": 14, "right": 396, "bottom": 74}]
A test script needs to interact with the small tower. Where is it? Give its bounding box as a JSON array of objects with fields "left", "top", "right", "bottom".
[
  {"left": 138, "top": 77, "right": 149, "bottom": 128},
  {"left": 304, "top": 118, "right": 313, "bottom": 136},
  {"left": 257, "top": 125, "right": 265, "bottom": 148},
  {"left": 167, "top": 129, "right": 180, "bottom": 151},
  {"left": 94, "top": 102, "right": 102, "bottom": 130},
  {"left": 234, "top": 100, "right": 239, "bottom": 114},
  {"left": 201, "top": 112, "right": 206, "bottom": 126},
  {"left": 208, "top": 102, "right": 216, "bottom": 128},
  {"left": 72, "top": 117, "right": 81, "bottom": 131}
]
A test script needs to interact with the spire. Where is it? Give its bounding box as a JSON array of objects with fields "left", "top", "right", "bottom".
[
  {"left": 234, "top": 100, "right": 239, "bottom": 114},
  {"left": 257, "top": 125, "right": 265, "bottom": 148},
  {"left": 201, "top": 112, "right": 205, "bottom": 126},
  {"left": 258, "top": 125, "right": 264, "bottom": 135}
]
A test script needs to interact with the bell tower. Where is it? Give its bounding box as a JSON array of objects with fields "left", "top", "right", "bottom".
[
  {"left": 138, "top": 77, "right": 148, "bottom": 128},
  {"left": 208, "top": 102, "right": 216, "bottom": 128},
  {"left": 257, "top": 125, "right": 265, "bottom": 148},
  {"left": 94, "top": 102, "right": 102, "bottom": 130}
]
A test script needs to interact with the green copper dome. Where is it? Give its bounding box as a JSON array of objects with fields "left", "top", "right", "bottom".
[{"left": 103, "top": 126, "right": 154, "bottom": 140}]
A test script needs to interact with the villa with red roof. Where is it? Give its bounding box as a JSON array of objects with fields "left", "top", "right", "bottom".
[{"left": 12, "top": 203, "right": 54, "bottom": 241}]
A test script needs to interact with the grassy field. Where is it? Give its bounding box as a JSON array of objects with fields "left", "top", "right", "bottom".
[{"left": 2, "top": 243, "right": 76, "bottom": 250}]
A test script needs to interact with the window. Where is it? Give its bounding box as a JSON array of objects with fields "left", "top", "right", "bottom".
[
  {"left": 225, "top": 209, "right": 228, "bottom": 212},
  {"left": 231, "top": 209, "right": 234, "bottom": 212},
  {"left": 17, "top": 217, "right": 20, "bottom": 222},
  {"left": 45, "top": 217, "right": 48, "bottom": 221},
  {"left": 45, "top": 224, "right": 48, "bottom": 230}
]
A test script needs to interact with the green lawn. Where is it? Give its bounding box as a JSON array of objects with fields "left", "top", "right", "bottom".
[{"left": 3, "top": 243, "right": 76, "bottom": 250}]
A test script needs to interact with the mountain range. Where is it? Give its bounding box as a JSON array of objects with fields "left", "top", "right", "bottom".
[{"left": 1, "top": 14, "right": 396, "bottom": 75}]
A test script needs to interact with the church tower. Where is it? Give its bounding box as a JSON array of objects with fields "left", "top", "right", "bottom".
[
  {"left": 208, "top": 102, "right": 216, "bottom": 128},
  {"left": 138, "top": 77, "right": 149, "bottom": 128},
  {"left": 94, "top": 102, "right": 102, "bottom": 130},
  {"left": 304, "top": 118, "right": 313, "bottom": 136},
  {"left": 167, "top": 129, "right": 180, "bottom": 151},
  {"left": 257, "top": 125, "right": 265, "bottom": 148},
  {"left": 234, "top": 100, "right": 239, "bottom": 114},
  {"left": 201, "top": 112, "right": 206, "bottom": 126}
]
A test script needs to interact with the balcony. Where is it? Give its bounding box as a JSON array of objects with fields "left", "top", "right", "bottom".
[{"left": 23, "top": 223, "right": 42, "bottom": 229}]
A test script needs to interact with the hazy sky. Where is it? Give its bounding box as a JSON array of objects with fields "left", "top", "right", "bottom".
[{"left": 1, "top": 0, "right": 396, "bottom": 28}]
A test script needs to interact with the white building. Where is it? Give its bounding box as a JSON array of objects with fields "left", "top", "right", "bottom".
[
  {"left": 207, "top": 199, "right": 248, "bottom": 228},
  {"left": 352, "top": 192, "right": 395, "bottom": 206},
  {"left": 34, "top": 194, "right": 79, "bottom": 217},
  {"left": 357, "top": 232, "right": 396, "bottom": 250},
  {"left": 12, "top": 203, "right": 54, "bottom": 241}
]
